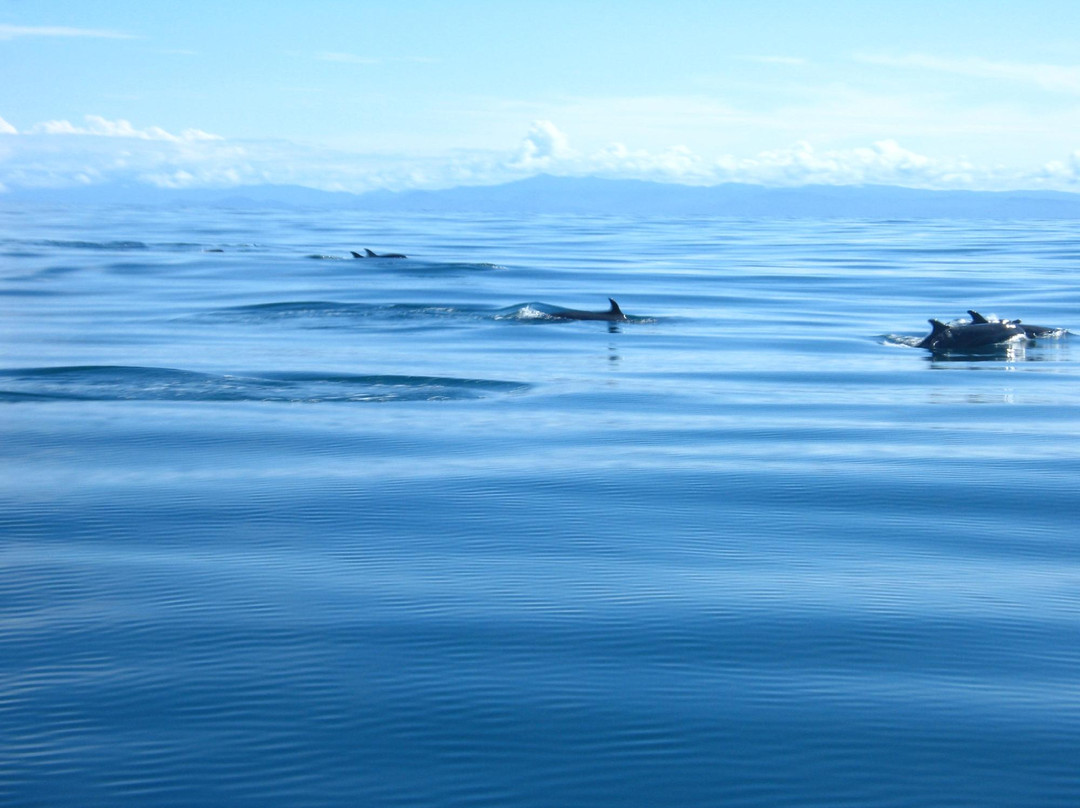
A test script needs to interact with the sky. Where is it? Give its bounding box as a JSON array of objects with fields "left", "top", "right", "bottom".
[{"left": 3, "top": 0, "right": 1080, "bottom": 193}]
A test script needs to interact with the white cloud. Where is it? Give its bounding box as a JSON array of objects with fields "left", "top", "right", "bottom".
[
  {"left": 0, "top": 114, "right": 244, "bottom": 191},
  {"left": 858, "top": 52, "right": 1080, "bottom": 94},
  {"left": 509, "top": 120, "right": 574, "bottom": 168},
  {"left": 0, "top": 115, "right": 16, "bottom": 135},
  {"left": 28, "top": 115, "right": 222, "bottom": 142},
  {"left": 579, "top": 141, "right": 714, "bottom": 183},
  {"left": 715, "top": 139, "right": 983, "bottom": 188},
  {"left": 0, "top": 24, "right": 134, "bottom": 40},
  {"left": 1038, "top": 151, "right": 1080, "bottom": 187},
  {"left": 499, "top": 126, "right": 985, "bottom": 190},
  {"left": 142, "top": 167, "right": 250, "bottom": 189}
]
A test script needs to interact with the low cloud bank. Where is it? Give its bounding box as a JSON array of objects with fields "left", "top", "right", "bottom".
[{"left": 2, "top": 114, "right": 1079, "bottom": 194}]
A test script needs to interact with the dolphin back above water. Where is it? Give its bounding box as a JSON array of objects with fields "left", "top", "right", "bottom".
[
  {"left": 967, "top": 310, "right": 1064, "bottom": 339},
  {"left": 547, "top": 298, "right": 628, "bottom": 322},
  {"left": 351, "top": 248, "right": 408, "bottom": 259},
  {"left": 918, "top": 317, "right": 1025, "bottom": 351}
]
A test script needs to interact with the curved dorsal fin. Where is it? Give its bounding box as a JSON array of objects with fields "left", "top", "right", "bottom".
[
  {"left": 350, "top": 251, "right": 363, "bottom": 258},
  {"left": 968, "top": 310, "right": 990, "bottom": 324},
  {"left": 608, "top": 298, "right": 623, "bottom": 316},
  {"left": 928, "top": 319, "right": 950, "bottom": 335},
  {"left": 364, "top": 248, "right": 378, "bottom": 257}
]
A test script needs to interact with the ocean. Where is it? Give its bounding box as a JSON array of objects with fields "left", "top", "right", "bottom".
[{"left": 2, "top": 205, "right": 1079, "bottom": 807}]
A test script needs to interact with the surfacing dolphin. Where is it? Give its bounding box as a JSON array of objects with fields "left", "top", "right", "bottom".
[
  {"left": 351, "top": 248, "right": 407, "bottom": 259},
  {"left": 967, "top": 310, "right": 1064, "bottom": 339},
  {"left": 547, "top": 298, "right": 628, "bottom": 322},
  {"left": 918, "top": 317, "right": 1025, "bottom": 352}
]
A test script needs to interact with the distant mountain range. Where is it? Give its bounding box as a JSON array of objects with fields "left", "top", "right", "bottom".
[{"left": 7, "top": 174, "right": 1080, "bottom": 219}]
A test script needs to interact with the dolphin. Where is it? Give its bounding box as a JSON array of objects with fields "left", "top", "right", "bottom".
[
  {"left": 967, "top": 310, "right": 1063, "bottom": 339},
  {"left": 351, "top": 248, "right": 407, "bottom": 259},
  {"left": 547, "top": 298, "right": 628, "bottom": 322},
  {"left": 918, "top": 318, "right": 1025, "bottom": 351}
]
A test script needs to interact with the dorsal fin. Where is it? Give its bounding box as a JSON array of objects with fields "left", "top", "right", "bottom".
[
  {"left": 608, "top": 298, "right": 623, "bottom": 317},
  {"left": 967, "top": 310, "right": 990, "bottom": 324},
  {"left": 364, "top": 248, "right": 378, "bottom": 257},
  {"left": 350, "top": 251, "right": 363, "bottom": 258},
  {"left": 928, "top": 319, "right": 950, "bottom": 335}
]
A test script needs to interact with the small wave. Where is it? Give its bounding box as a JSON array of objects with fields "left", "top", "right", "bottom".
[
  {"left": 496, "top": 304, "right": 551, "bottom": 321},
  {"left": 882, "top": 334, "right": 925, "bottom": 348},
  {"left": 35, "top": 239, "right": 150, "bottom": 251},
  {"left": 201, "top": 301, "right": 480, "bottom": 327},
  {"left": 16, "top": 239, "right": 254, "bottom": 253},
  {"left": 881, "top": 334, "right": 1034, "bottom": 362},
  {"left": 0, "top": 288, "right": 66, "bottom": 297},
  {"left": 0, "top": 366, "right": 530, "bottom": 403},
  {"left": 159, "top": 242, "right": 208, "bottom": 250},
  {"left": 213, "top": 301, "right": 367, "bottom": 319},
  {"left": 435, "top": 261, "right": 505, "bottom": 271},
  {"left": 313, "top": 255, "right": 504, "bottom": 271}
]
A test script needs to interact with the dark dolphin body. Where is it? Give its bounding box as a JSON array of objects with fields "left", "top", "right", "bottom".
[
  {"left": 918, "top": 318, "right": 1025, "bottom": 351},
  {"left": 967, "top": 310, "right": 1063, "bottom": 339},
  {"left": 547, "top": 298, "right": 628, "bottom": 322},
  {"left": 351, "top": 248, "right": 408, "bottom": 259}
]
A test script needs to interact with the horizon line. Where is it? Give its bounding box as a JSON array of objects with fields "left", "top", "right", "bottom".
[{"left": 6, "top": 174, "right": 1080, "bottom": 198}]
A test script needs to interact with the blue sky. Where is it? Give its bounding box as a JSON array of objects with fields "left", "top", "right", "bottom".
[{"left": 3, "top": 0, "right": 1080, "bottom": 192}]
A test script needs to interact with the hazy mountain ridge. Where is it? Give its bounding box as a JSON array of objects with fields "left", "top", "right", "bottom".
[{"left": 7, "top": 175, "right": 1080, "bottom": 218}]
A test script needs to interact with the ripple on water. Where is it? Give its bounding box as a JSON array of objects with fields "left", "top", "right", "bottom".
[{"left": 0, "top": 366, "right": 530, "bottom": 403}]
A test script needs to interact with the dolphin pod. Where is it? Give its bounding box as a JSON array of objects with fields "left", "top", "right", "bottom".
[
  {"left": 338, "top": 247, "right": 1070, "bottom": 343},
  {"left": 351, "top": 248, "right": 408, "bottom": 259}
]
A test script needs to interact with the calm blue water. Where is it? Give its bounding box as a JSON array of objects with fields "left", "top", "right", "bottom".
[{"left": 3, "top": 205, "right": 1080, "bottom": 807}]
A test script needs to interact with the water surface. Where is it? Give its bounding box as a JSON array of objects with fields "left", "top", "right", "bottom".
[{"left": 3, "top": 206, "right": 1079, "bottom": 807}]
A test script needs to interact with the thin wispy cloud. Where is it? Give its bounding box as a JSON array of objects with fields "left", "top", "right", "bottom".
[
  {"left": 0, "top": 115, "right": 17, "bottom": 135},
  {"left": 0, "top": 24, "right": 135, "bottom": 41},
  {"left": 27, "top": 115, "right": 221, "bottom": 142},
  {"left": 858, "top": 52, "right": 1080, "bottom": 93}
]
